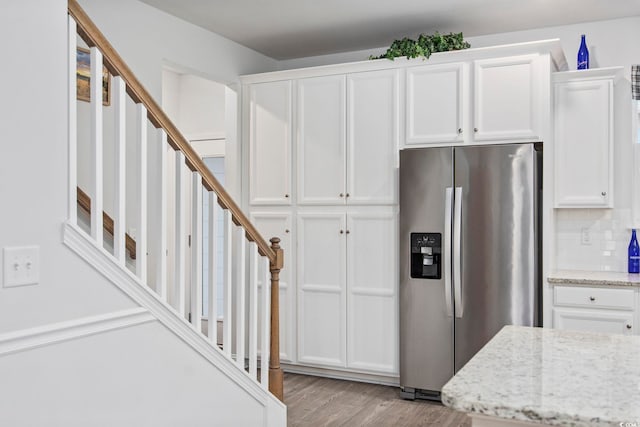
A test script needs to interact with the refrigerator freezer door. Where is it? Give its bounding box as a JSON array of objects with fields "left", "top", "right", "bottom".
[
  {"left": 453, "top": 144, "right": 538, "bottom": 372},
  {"left": 399, "top": 147, "right": 454, "bottom": 392}
]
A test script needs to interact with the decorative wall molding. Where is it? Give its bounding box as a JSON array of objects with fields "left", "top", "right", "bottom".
[
  {"left": 0, "top": 308, "right": 154, "bottom": 357},
  {"left": 63, "top": 222, "right": 284, "bottom": 410}
]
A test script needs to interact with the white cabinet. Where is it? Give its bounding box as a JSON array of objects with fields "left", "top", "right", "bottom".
[
  {"left": 406, "top": 63, "right": 466, "bottom": 145},
  {"left": 250, "top": 211, "right": 295, "bottom": 362},
  {"left": 552, "top": 285, "right": 636, "bottom": 335},
  {"left": 346, "top": 209, "right": 397, "bottom": 373},
  {"left": 298, "top": 71, "right": 398, "bottom": 206},
  {"left": 297, "top": 208, "right": 398, "bottom": 373},
  {"left": 553, "top": 308, "right": 634, "bottom": 335},
  {"left": 249, "top": 81, "right": 292, "bottom": 205},
  {"left": 297, "top": 211, "right": 347, "bottom": 367},
  {"left": 553, "top": 69, "right": 617, "bottom": 208},
  {"left": 405, "top": 54, "right": 543, "bottom": 147},
  {"left": 347, "top": 70, "right": 399, "bottom": 205},
  {"left": 473, "top": 55, "right": 542, "bottom": 142},
  {"left": 297, "top": 75, "right": 347, "bottom": 205}
]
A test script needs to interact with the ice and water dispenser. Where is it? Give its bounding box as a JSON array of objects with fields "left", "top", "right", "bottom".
[{"left": 410, "top": 233, "right": 442, "bottom": 279}]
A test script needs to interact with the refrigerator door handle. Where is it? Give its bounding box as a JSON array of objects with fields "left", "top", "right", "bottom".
[
  {"left": 454, "top": 186, "right": 463, "bottom": 318},
  {"left": 444, "top": 187, "right": 453, "bottom": 317}
]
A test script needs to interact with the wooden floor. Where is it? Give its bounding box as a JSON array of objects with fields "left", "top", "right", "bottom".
[{"left": 284, "top": 373, "right": 471, "bottom": 427}]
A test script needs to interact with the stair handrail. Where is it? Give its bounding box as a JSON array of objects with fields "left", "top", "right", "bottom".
[
  {"left": 68, "top": 0, "right": 276, "bottom": 262},
  {"left": 68, "top": 0, "right": 284, "bottom": 401}
]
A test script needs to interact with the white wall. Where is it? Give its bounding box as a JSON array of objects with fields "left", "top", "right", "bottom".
[
  {"left": 0, "top": 320, "right": 271, "bottom": 427},
  {"left": 0, "top": 2, "right": 284, "bottom": 424},
  {"left": 162, "top": 69, "right": 226, "bottom": 141},
  {"left": 0, "top": 0, "right": 137, "bottom": 334}
]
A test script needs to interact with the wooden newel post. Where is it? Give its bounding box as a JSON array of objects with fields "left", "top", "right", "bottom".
[{"left": 268, "top": 237, "right": 284, "bottom": 402}]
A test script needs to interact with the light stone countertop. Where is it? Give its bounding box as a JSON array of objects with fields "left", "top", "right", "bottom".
[
  {"left": 441, "top": 325, "right": 640, "bottom": 427},
  {"left": 548, "top": 270, "right": 640, "bottom": 287}
]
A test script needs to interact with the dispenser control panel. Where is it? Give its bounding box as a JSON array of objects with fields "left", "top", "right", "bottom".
[{"left": 410, "top": 233, "right": 441, "bottom": 279}]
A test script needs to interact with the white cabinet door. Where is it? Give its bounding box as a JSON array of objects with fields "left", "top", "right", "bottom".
[
  {"left": 250, "top": 211, "right": 294, "bottom": 362},
  {"left": 297, "top": 212, "right": 347, "bottom": 367},
  {"left": 347, "top": 70, "right": 399, "bottom": 205},
  {"left": 346, "top": 208, "right": 398, "bottom": 373},
  {"left": 249, "top": 81, "right": 292, "bottom": 205},
  {"left": 473, "top": 55, "right": 541, "bottom": 142},
  {"left": 553, "top": 307, "right": 634, "bottom": 335},
  {"left": 406, "top": 63, "right": 466, "bottom": 145},
  {"left": 554, "top": 79, "right": 613, "bottom": 208},
  {"left": 298, "top": 76, "right": 346, "bottom": 205}
]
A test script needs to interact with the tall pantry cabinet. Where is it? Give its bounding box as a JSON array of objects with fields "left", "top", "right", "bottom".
[
  {"left": 245, "top": 69, "right": 400, "bottom": 377},
  {"left": 242, "top": 39, "right": 565, "bottom": 380}
]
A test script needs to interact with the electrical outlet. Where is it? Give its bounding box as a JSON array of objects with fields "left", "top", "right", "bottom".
[
  {"left": 3, "top": 246, "right": 40, "bottom": 288},
  {"left": 580, "top": 227, "right": 592, "bottom": 245}
]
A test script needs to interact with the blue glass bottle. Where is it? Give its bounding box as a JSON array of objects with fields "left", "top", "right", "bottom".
[
  {"left": 628, "top": 229, "right": 640, "bottom": 274},
  {"left": 577, "top": 34, "right": 589, "bottom": 70}
]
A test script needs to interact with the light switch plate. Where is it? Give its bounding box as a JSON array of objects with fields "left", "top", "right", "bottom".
[{"left": 3, "top": 246, "right": 40, "bottom": 288}]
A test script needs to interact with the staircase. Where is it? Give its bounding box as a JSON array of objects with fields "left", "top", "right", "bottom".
[{"left": 64, "top": 0, "right": 285, "bottom": 421}]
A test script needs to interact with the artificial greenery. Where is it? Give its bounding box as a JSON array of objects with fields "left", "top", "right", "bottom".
[{"left": 370, "top": 32, "right": 470, "bottom": 60}]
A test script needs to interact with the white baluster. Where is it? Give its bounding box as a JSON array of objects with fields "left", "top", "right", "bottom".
[
  {"left": 135, "top": 104, "right": 148, "bottom": 283},
  {"left": 156, "top": 130, "right": 168, "bottom": 299},
  {"left": 90, "top": 47, "right": 103, "bottom": 247},
  {"left": 175, "top": 151, "right": 187, "bottom": 317},
  {"left": 191, "top": 172, "right": 203, "bottom": 331},
  {"left": 207, "top": 192, "right": 218, "bottom": 345},
  {"left": 236, "top": 226, "right": 246, "bottom": 370},
  {"left": 248, "top": 242, "right": 259, "bottom": 379},
  {"left": 260, "top": 256, "right": 270, "bottom": 389},
  {"left": 223, "top": 209, "right": 233, "bottom": 358},
  {"left": 113, "top": 76, "right": 126, "bottom": 265},
  {"left": 67, "top": 16, "right": 77, "bottom": 226}
]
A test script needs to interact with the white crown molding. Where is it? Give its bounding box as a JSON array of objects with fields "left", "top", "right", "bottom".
[
  {"left": 62, "top": 222, "right": 284, "bottom": 411},
  {"left": 0, "top": 308, "right": 154, "bottom": 357}
]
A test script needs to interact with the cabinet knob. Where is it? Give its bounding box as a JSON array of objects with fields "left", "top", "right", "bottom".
[
  {"left": 339, "top": 193, "right": 344, "bottom": 198},
  {"left": 340, "top": 230, "right": 344, "bottom": 234},
  {"left": 345, "top": 193, "right": 350, "bottom": 198},
  {"left": 627, "top": 324, "right": 633, "bottom": 330},
  {"left": 457, "top": 128, "right": 463, "bottom": 134},
  {"left": 285, "top": 194, "right": 289, "bottom": 198},
  {"left": 589, "top": 296, "right": 595, "bottom": 302},
  {"left": 346, "top": 230, "right": 350, "bottom": 234},
  {"left": 285, "top": 229, "right": 290, "bottom": 234},
  {"left": 474, "top": 127, "right": 478, "bottom": 133},
  {"left": 601, "top": 192, "right": 607, "bottom": 197}
]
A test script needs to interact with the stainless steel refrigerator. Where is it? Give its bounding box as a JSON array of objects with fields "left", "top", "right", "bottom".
[{"left": 399, "top": 143, "right": 541, "bottom": 399}]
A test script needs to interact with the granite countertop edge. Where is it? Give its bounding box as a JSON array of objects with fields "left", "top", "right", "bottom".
[
  {"left": 548, "top": 270, "right": 640, "bottom": 287},
  {"left": 440, "top": 391, "right": 614, "bottom": 427}
]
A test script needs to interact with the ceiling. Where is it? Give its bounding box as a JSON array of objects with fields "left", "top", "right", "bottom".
[{"left": 139, "top": 0, "right": 640, "bottom": 60}]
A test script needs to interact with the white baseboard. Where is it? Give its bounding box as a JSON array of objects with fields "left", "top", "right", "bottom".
[
  {"left": 63, "top": 222, "right": 285, "bottom": 411},
  {"left": 282, "top": 363, "right": 400, "bottom": 387},
  {"left": 0, "top": 308, "right": 154, "bottom": 357}
]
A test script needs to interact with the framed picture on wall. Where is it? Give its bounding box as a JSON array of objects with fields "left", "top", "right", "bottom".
[{"left": 76, "top": 47, "right": 111, "bottom": 106}]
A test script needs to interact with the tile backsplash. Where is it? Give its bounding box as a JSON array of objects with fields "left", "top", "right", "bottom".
[{"left": 555, "top": 208, "right": 634, "bottom": 272}]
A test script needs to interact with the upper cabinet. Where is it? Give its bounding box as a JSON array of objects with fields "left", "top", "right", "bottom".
[
  {"left": 297, "top": 75, "right": 347, "bottom": 205},
  {"left": 297, "top": 70, "right": 399, "bottom": 206},
  {"left": 347, "top": 69, "right": 399, "bottom": 205},
  {"left": 473, "top": 55, "right": 542, "bottom": 142},
  {"left": 405, "top": 54, "right": 545, "bottom": 147},
  {"left": 553, "top": 68, "right": 620, "bottom": 208},
  {"left": 249, "top": 80, "right": 292, "bottom": 205},
  {"left": 406, "top": 63, "right": 466, "bottom": 145}
]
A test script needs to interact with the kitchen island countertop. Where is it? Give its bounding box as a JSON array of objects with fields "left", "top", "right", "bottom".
[{"left": 441, "top": 325, "right": 640, "bottom": 427}]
